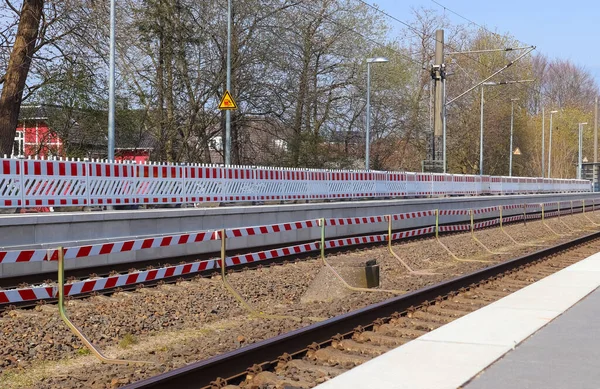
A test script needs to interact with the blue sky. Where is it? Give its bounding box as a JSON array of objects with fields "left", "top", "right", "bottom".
[{"left": 373, "top": 0, "right": 600, "bottom": 84}]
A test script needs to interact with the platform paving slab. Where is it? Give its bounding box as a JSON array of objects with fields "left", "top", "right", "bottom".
[
  {"left": 315, "top": 252, "right": 600, "bottom": 389},
  {"left": 465, "top": 285, "right": 600, "bottom": 389}
]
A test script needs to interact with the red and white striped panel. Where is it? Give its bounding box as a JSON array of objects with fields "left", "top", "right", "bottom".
[
  {"left": 63, "top": 260, "right": 217, "bottom": 296},
  {"left": 502, "top": 215, "right": 524, "bottom": 223},
  {"left": 325, "top": 234, "right": 388, "bottom": 249},
  {"left": 439, "top": 209, "right": 470, "bottom": 216},
  {"left": 61, "top": 231, "right": 216, "bottom": 260},
  {"left": 390, "top": 226, "right": 435, "bottom": 240},
  {"left": 473, "top": 219, "right": 500, "bottom": 230},
  {"left": 0, "top": 248, "right": 51, "bottom": 264},
  {"left": 0, "top": 230, "right": 216, "bottom": 264},
  {"left": 88, "top": 162, "right": 137, "bottom": 206},
  {"left": 0, "top": 159, "right": 21, "bottom": 207},
  {"left": 224, "top": 242, "right": 320, "bottom": 266},
  {"left": 137, "top": 164, "right": 185, "bottom": 204},
  {"left": 525, "top": 203, "right": 542, "bottom": 209},
  {"left": 225, "top": 219, "right": 319, "bottom": 238},
  {"left": 544, "top": 211, "right": 559, "bottom": 218},
  {"left": 0, "top": 285, "right": 54, "bottom": 304},
  {"left": 22, "top": 159, "right": 88, "bottom": 207},
  {"left": 439, "top": 224, "right": 470, "bottom": 232},
  {"left": 0, "top": 260, "right": 219, "bottom": 304},
  {"left": 526, "top": 213, "right": 543, "bottom": 220},
  {"left": 391, "top": 210, "right": 436, "bottom": 221},
  {"left": 325, "top": 216, "right": 386, "bottom": 226},
  {"left": 502, "top": 204, "right": 525, "bottom": 210},
  {"left": 542, "top": 202, "right": 559, "bottom": 208},
  {"left": 472, "top": 206, "right": 499, "bottom": 214},
  {"left": 184, "top": 165, "right": 222, "bottom": 203}
]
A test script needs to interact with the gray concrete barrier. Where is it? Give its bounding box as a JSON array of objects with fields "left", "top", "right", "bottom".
[{"left": 0, "top": 193, "right": 597, "bottom": 278}]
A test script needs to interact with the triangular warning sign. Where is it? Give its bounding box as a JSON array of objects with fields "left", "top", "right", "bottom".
[{"left": 218, "top": 90, "right": 237, "bottom": 110}]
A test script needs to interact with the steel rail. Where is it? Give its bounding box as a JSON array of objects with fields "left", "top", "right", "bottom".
[{"left": 123, "top": 229, "right": 600, "bottom": 389}]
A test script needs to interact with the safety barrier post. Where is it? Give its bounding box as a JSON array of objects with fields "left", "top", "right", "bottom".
[
  {"left": 470, "top": 209, "right": 474, "bottom": 237},
  {"left": 320, "top": 218, "right": 326, "bottom": 260},
  {"left": 217, "top": 228, "right": 306, "bottom": 321},
  {"left": 435, "top": 209, "right": 439, "bottom": 238},
  {"left": 499, "top": 205, "right": 503, "bottom": 229},
  {"left": 57, "top": 247, "right": 150, "bottom": 365},
  {"left": 523, "top": 204, "right": 527, "bottom": 226},
  {"left": 541, "top": 203, "right": 544, "bottom": 221},
  {"left": 386, "top": 215, "right": 438, "bottom": 275}
]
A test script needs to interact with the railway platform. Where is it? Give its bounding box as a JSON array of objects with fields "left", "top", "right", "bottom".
[{"left": 316, "top": 250, "right": 600, "bottom": 389}]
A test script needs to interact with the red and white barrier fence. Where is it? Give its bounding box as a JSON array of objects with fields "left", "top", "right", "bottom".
[
  {"left": 0, "top": 230, "right": 217, "bottom": 264},
  {"left": 224, "top": 219, "right": 319, "bottom": 238},
  {"left": 391, "top": 210, "right": 436, "bottom": 220},
  {"left": 0, "top": 157, "right": 592, "bottom": 209},
  {"left": 3, "top": 198, "right": 600, "bottom": 305}
]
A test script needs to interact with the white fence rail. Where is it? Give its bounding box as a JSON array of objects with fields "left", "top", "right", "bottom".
[{"left": 0, "top": 158, "right": 592, "bottom": 208}]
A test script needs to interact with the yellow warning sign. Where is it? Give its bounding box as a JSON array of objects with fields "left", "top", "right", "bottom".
[{"left": 218, "top": 90, "right": 237, "bottom": 110}]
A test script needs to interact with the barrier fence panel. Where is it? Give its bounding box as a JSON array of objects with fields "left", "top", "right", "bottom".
[
  {"left": 0, "top": 159, "right": 21, "bottom": 207},
  {"left": 0, "top": 157, "right": 595, "bottom": 208},
  {"left": 88, "top": 161, "right": 136, "bottom": 206},
  {"left": 221, "top": 166, "right": 255, "bottom": 202},
  {"left": 137, "top": 163, "right": 184, "bottom": 205},
  {"left": 253, "top": 168, "right": 283, "bottom": 201},
  {"left": 184, "top": 165, "right": 222, "bottom": 203},
  {"left": 386, "top": 172, "right": 407, "bottom": 197},
  {"left": 22, "top": 159, "right": 88, "bottom": 207}
]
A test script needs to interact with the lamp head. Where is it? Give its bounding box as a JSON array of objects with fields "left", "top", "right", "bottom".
[{"left": 367, "top": 57, "right": 389, "bottom": 64}]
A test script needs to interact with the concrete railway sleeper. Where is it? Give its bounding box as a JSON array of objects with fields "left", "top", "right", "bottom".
[{"left": 119, "top": 230, "right": 600, "bottom": 389}]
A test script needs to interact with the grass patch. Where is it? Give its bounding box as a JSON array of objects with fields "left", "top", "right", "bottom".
[
  {"left": 119, "top": 333, "right": 139, "bottom": 349},
  {"left": 76, "top": 347, "right": 91, "bottom": 356}
]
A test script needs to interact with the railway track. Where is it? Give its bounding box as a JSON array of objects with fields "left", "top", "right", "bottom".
[{"left": 122, "top": 230, "right": 600, "bottom": 389}]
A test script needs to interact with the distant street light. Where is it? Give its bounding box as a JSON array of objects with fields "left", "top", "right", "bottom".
[
  {"left": 578, "top": 122, "right": 588, "bottom": 179},
  {"left": 548, "top": 110, "right": 559, "bottom": 178},
  {"left": 509, "top": 98, "right": 519, "bottom": 176},
  {"left": 479, "top": 79, "right": 533, "bottom": 175},
  {"left": 365, "top": 57, "right": 389, "bottom": 170}
]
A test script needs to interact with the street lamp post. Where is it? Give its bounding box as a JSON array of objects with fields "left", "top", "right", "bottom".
[
  {"left": 578, "top": 122, "right": 588, "bottom": 179},
  {"left": 479, "top": 82, "right": 497, "bottom": 174},
  {"left": 225, "top": 0, "right": 232, "bottom": 166},
  {"left": 365, "top": 57, "right": 389, "bottom": 170},
  {"left": 548, "top": 110, "right": 559, "bottom": 178},
  {"left": 108, "top": 0, "right": 116, "bottom": 161},
  {"left": 509, "top": 98, "right": 519, "bottom": 176}
]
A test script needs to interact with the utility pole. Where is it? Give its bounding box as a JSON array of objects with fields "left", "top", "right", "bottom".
[
  {"left": 225, "top": 0, "right": 232, "bottom": 166},
  {"left": 428, "top": 29, "right": 445, "bottom": 172}
]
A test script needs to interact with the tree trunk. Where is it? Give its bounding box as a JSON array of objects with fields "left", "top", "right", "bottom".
[{"left": 0, "top": 0, "right": 44, "bottom": 157}]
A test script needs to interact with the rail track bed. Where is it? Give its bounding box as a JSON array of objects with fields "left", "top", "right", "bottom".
[{"left": 1, "top": 213, "right": 599, "bottom": 389}]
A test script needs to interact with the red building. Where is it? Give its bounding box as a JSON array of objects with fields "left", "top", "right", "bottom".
[{"left": 12, "top": 105, "right": 152, "bottom": 162}]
